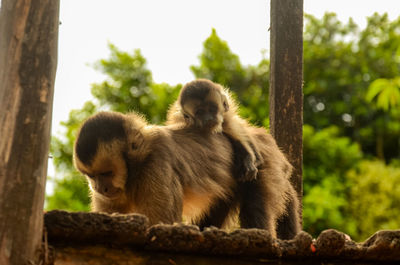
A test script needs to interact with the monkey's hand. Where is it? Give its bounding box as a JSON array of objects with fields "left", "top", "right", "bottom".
[
  {"left": 228, "top": 135, "right": 259, "bottom": 182},
  {"left": 236, "top": 154, "right": 259, "bottom": 182}
]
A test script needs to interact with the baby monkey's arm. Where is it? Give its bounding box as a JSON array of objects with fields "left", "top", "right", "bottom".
[{"left": 169, "top": 79, "right": 261, "bottom": 181}]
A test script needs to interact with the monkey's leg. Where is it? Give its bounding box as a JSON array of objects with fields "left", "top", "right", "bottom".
[
  {"left": 239, "top": 180, "right": 273, "bottom": 232},
  {"left": 196, "top": 197, "right": 234, "bottom": 230},
  {"left": 226, "top": 135, "right": 258, "bottom": 182},
  {"left": 276, "top": 195, "right": 301, "bottom": 239}
]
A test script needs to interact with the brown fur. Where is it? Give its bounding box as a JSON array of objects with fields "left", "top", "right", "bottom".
[
  {"left": 167, "top": 79, "right": 261, "bottom": 181},
  {"left": 248, "top": 126, "right": 300, "bottom": 235},
  {"left": 165, "top": 79, "right": 300, "bottom": 238},
  {"left": 73, "top": 111, "right": 300, "bottom": 238},
  {"left": 74, "top": 111, "right": 235, "bottom": 225}
]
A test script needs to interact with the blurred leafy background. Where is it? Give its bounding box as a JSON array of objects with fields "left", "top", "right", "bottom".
[{"left": 48, "top": 13, "right": 400, "bottom": 242}]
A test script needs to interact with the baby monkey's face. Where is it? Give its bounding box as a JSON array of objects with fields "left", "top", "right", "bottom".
[{"left": 181, "top": 89, "right": 228, "bottom": 132}]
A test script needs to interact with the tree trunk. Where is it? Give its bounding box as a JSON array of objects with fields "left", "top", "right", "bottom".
[
  {"left": 0, "top": 0, "right": 59, "bottom": 264},
  {"left": 269, "top": 0, "right": 304, "bottom": 222}
]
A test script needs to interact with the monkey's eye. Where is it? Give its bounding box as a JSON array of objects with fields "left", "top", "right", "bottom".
[
  {"left": 98, "top": 171, "right": 113, "bottom": 178},
  {"left": 183, "top": 113, "right": 190, "bottom": 119},
  {"left": 131, "top": 143, "right": 137, "bottom": 150}
]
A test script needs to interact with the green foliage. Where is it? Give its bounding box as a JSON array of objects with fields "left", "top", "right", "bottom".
[
  {"left": 47, "top": 46, "right": 181, "bottom": 210},
  {"left": 47, "top": 14, "right": 400, "bottom": 241},
  {"left": 46, "top": 175, "right": 90, "bottom": 212},
  {"left": 366, "top": 77, "right": 400, "bottom": 111},
  {"left": 303, "top": 125, "right": 362, "bottom": 186},
  {"left": 191, "top": 29, "right": 270, "bottom": 126},
  {"left": 347, "top": 160, "right": 400, "bottom": 241},
  {"left": 92, "top": 44, "right": 181, "bottom": 124},
  {"left": 303, "top": 13, "right": 359, "bottom": 129},
  {"left": 303, "top": 176, "right": 351, "bottom": 236},
  {"left": 191, "top": 29, "right": 246, "bottom": 91},
  {"left": 304, "top": 13, "right": 400, "bottom": 161},
  {"left": 302, "top": 125, "right": 362, "bottom": 236},
  {"left": 47, "top": 102, "right": 97, "bottom": 211}
]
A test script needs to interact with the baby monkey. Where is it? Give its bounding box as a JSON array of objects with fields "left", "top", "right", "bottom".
[{"left": 167, "top": 79, "right": 261, "bottom": 181}]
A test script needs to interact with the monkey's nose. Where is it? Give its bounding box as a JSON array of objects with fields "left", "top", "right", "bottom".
[
  {"left": 204, "top": 116, "right": 214, "bottom": 122},
  {"left": 201, "top": 113, "right": 214, "bottom": 122}
]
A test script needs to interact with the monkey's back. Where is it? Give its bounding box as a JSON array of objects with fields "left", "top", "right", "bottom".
[{"left": 163, "top": 127, "right": 236, "bottom": 223}]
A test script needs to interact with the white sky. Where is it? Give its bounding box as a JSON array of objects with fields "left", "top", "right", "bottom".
[
  {"left": 47, "top": 0, "right": 399, "bottom": 186},
  {"left": 53, "top": 0, "right": 399, "bottom": 136}
]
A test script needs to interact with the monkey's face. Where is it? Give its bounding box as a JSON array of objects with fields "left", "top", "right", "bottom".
[
  {"left": 74, "top": 141, "right": 128, "bottom": 200},
  {"left": 74, "top": 111, "right": 151, "bottom": 201},
  {"left": 181, "top": 89, "right": 228, "bottom": 132}
]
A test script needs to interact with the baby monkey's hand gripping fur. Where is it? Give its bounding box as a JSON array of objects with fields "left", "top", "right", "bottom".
[{"left": 167, "top": 79, "right": 262, "bottom": 182}]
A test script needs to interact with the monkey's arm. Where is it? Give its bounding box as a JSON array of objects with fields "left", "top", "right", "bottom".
[
  {"left": 223, "top": 117, "right": 262, "bottom": 182},
  {"left": 129, "top": 162, "right": 184, "bottom": 225}
]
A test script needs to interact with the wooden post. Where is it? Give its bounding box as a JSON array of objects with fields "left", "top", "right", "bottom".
[
  {"left": 0, "top": 0, "right": 59, "bottom": 264},
  {"left": 269, "top": 0, "right": 304, "bottom": 220}
]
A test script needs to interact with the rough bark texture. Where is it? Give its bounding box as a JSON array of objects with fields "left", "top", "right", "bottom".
[
  {"left": 269, "top": 0, "right": 304, "bottom": 211},
  {"left": 44, "top": 211, "right": 400, "bottom": 264},
  {"left": 0, "top": 1, "right": 59, "bottom": 264},
  {"left": 45, "top": 211, "right": 149, "bottom": 246}
]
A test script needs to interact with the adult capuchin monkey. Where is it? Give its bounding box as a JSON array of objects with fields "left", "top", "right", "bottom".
[
  {"left": 73, "top": 111, "right": 300, "bottom": 238},
  {"left": 166, "top": 79, "right": 300, "bottom": 239},
  {"left": 167, "top": 79, "right": 261, "bottom": 182}
]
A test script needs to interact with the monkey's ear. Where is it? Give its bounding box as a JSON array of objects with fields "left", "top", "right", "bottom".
[
  {"left": 221, "top": 94, "right": 229, "bottom": 112},
  {"left": 183, "top": 113, "right": 190, "bottom": 120},
  {"left": 127, "top": 131, "right": 144, "bottom": 152}
]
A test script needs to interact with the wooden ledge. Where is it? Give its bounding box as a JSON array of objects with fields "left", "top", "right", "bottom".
[{"left": 44, "top": 210, "right": 400, "bottom": 264}]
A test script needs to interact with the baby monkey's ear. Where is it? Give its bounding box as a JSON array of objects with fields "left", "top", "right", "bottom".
[{"left": 221, "top": 94, "right": 229, "bottom": 112}]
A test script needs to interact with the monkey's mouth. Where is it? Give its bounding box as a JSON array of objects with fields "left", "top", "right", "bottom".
[{"left": 197, "top": 119, "right": 218, "bottom": 130}]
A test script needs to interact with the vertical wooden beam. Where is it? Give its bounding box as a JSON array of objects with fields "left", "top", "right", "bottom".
[
  {"left": 269, "top": 0, "right": 304, "bottom": 220},
  {"left": 0, "top": 0, "right": 59, "bottom": 264}
]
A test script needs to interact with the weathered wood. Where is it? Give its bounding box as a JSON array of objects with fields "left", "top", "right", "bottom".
[
  {"left": 52, "top": 246, "right": 278, "bottom": 265},
  {"left": 0, "top": 0, "right": 59, "bottom": 264},
  {"left": 45, "top": 211, "right": 149, "bottom": 246},
  {"left": 44, "top": 211, "right": 400, "bottom": 264},
  {"left": 269, "top": 0, "right": 304, "bottom": 217}
]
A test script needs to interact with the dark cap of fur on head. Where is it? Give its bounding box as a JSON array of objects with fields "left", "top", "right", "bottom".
[
  {"left": 180, "top": 79, "right": 216, "bottom": 106},
  {"left": 75, "top": 112, "right": 126, "bottom": 165}
]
